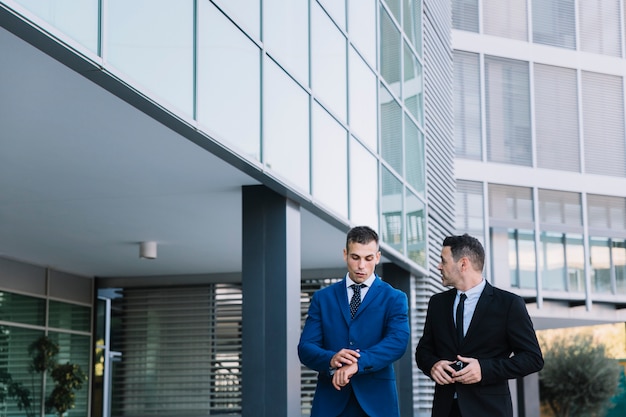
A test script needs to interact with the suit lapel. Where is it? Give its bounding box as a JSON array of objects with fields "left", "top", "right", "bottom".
[
  {"left": 463, "top": 281, "right": 493, "bottom": 345},
  {"left": 335, "top": 278, "right": 352, "bottom": 324}
]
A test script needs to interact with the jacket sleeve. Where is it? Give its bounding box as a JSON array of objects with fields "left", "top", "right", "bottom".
[
  {"left": 415, "top": 297, "right": 440, "bottom": 379},
  {"left": 297, "top": 291, "right": 335, "bottom": 374},
  {"left": 479, "top": 295, "right": 544, "bottom": 384}
]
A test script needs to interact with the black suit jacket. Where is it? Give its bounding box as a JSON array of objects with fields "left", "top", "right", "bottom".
[{"left": 416, "top": 282, "right": 543, "bottom": 417}]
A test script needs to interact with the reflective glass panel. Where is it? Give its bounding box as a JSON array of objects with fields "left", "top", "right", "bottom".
[
  {"left": 312, "top": 104, "right": 348, "bottom": 218},
  {"left": 349, "top": 48, "right": 377, "bottom": 151},
  {"left": 318, "top": 0, "right": 346, "bottom": 29},
  {"left": 566, "top": 234, "right": 585, "bottom": 292},
  {"left": 403, "top": 0, "right": 422, "bottom": 55},
  {"left": 380, "top": 86, "right": 403, "bottom": 175},
  {"left": 540, "top": 232, "right": 566, "bottom": 291},
  {"left": 380, "top": 7, "right": 401, "bottom": 97},
  {"left": 212, "top": 0, "right": 260, "bottom": 38},
  {"left": 198, "top": 2, "right": 261, "bottom": 160},
  {"left": 349, "top": 137, "right": 379, "bottom": 228},
  {"left": 381, "top": 167, "right": 403, "bottom": 253},
  {"left": 590, "top": 237, "right": 612, "bottom": 293},
  {"left": 263, "top": 0, "right": 309, "bottom": 85},
  {"left": 0, "top": 291, "right": 45, "bottom": 326},
  {"left": 613, "top": 239, "right": 626, "bottom": 294},
  {"left": 106, "top": 0, "right": 194, "bottom": 116},
  {"left": 348, "top": 0, "right": 376, "bottom": 65},
  {"left": 48, "top": 332, "right": 91, "bottom": 416},
  {"left": 0, "top": 326, "right": 45, "bottom": 415},
  {"left": 405, "top": 114, "right": 425, "bottom": 195},
  {"left": 384, "top": 0, "right": 401, "bottom": 22},
  {"left": 311, "top": 3, "right": 348, "bottom": 122},
  {"left": 263, "top": 59, "right": 310, "bottom": 191},
  {"left": 406, "top": 190, "right": 426, "bottom": 266},
  {"left": 403, "top": 43, "right": 424, "bottom": 125},
  {"left": 15, "top": 0, "right": 99, "bottom": 53},
  {"left": 509, "top": 229, "right": 536, "bottom": 288},
  {"left": 49, "top": 300, "right": 91, "bottom": 332}
]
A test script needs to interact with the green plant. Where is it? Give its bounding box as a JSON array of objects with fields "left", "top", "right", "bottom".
[
  {"left": 45, "top": 363, "right": 86, "bottom": 416},
  {"left": 540, "top": 334, "right": 622, "bottom": 417}
]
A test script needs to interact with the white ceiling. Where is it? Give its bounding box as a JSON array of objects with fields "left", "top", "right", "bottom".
[{"left": 0, "top": 25, "right": 350, "bottom": 278}]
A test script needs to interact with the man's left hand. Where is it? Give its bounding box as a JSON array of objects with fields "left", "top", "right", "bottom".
[{"left": 452, "top": 355, "right": 482, "bottom": 384}]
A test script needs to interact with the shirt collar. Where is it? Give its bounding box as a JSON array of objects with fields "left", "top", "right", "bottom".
[
  {"left": 345, "top": 273, "right": 377, "bottom": 289},
  {"left": 458, "top": 278, "right": 486, "bottom": 300}
]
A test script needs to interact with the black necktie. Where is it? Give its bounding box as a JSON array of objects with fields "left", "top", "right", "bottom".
[
  {"left": 350, "top": 284, "right": 366, "bottom": 319},
  {"left": 456, "top": 293, "right": 467, "bottom": 343}
]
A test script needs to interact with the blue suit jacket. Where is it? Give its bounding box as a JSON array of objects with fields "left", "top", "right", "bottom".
[{"left": 298, "top": 275, "right": 410, "bottom": 417}]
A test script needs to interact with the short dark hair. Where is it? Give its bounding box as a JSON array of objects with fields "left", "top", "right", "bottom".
[
  {"left": 443, "top": 234, "right": 485, "bottom": 271},
  {"left": 346, "top": 226, "right": 379, "bottom": 251}
]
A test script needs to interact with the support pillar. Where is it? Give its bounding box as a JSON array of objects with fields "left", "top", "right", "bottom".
[{"left": 241, "top": 185, "right": 301, "bottom": 417}]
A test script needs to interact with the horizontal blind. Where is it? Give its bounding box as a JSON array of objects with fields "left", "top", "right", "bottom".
[
  {"left": 581, "top": 71, "right": 626, "bottom": 177},
  {"left": 488, "top": 184, "right": 534, "bottom": 222},
  {"left": 579, "top": 0, "right": 622, "bottom": 56},
  {"left": 485, "top": 56, "right": 532, "bottom": 166},
  {"left": 483, "top": 0, "right": 528, "bottom": 40},
  {"left": 456, "top": 180, "right": 485, "bottom": 238},
  {"left": 587, "top": 194, "right": 626, "bottom": 231},
  {"left": 534, "top": 64, "right": 580, "bottom": 172},
  {"left": 454, "top": 50, "right": 482, "bottom": 160},
  {"left": 452, "top": 0, "right": 479, "bottom": 32},
  {"left": 532, "top": 0, "right": 576, "bottom": 49},
  {"left": 538, "top": 189, "right": 582, "bottom": 226},
  {"left": 111, "top": 285, "right": 242, "bottom": 417}
]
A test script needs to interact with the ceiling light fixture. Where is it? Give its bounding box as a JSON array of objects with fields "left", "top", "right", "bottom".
[{"left": 140, "top": 241, "right": 157, "bottom": 259}]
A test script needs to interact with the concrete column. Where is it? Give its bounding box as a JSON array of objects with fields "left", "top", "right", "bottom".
[
  {"left": 382, "top": 262, "right": 414, "bottom": 417},
  {"left": 241, "top": 185, "right": 301, "bottom": 417},
  {"left": 516, "top": 372, "right": 541, "bottom": 417}
]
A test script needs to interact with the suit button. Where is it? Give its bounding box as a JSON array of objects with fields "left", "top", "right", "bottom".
[{"left": 349, "top": 341, "right": 354, "bottom": 345}]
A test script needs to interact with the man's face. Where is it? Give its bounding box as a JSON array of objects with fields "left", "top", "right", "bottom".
[
  {"left": 343, "top": 240, "right": 381, "bottom": 284},
  {"left": 438, "top": 246, "right": 462, "bottom": 288}
]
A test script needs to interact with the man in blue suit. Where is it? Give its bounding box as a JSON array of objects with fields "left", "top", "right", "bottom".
[{"left": 298, "top": 226, "right": 410, "bottom": 417}]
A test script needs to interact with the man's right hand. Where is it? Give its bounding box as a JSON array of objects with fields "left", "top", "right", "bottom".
[
  {"left": 429, "top": 359, "right": 458, "bottom": 385},
  {"left": 330, "top": 348, "right": 361, "bottom": 369}
]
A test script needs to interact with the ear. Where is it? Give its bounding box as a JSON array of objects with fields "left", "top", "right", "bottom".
[{"left": 375, "top": 251, "right": 381, "bottom": 264}]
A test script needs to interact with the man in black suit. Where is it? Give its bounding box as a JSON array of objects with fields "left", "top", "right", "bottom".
[{"left": 416, "top": 234, "right": 543, "bottom": 417}]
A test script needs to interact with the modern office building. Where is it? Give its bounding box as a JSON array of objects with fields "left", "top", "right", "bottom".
[{"left": 1, "top": 1, "right": 625, "bottom": 417}]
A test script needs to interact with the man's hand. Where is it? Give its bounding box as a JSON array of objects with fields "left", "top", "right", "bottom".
[
  {"left": 451, "top": 355, "right": 482, "bottom": 385},
  {"left": 330, "top": 348, "right": 360, "bottom": 369},
  {"left": 332, "top": 362, "right": 358, "bottom": 390},
  {"left": 429, "top": 359, "right": 458, "bottom": 385}
]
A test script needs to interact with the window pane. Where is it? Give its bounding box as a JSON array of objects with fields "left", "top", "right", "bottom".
[
  {"left": 403, "top": 43, "right": 424, "bottom": 125},
  {"left": 532, "top": 0, "right": 576, "bottom": 49},
  {"left": 348, "top": 0, "right": 376, "bottom": 65},
  {"left": 14, "top": 0, "right": 99, "bottom": 52},
  {"left": 538, "top": 189, "right": 582, "bottom": 227},
  {"left": 613, "top": 239, "right": 626, "bottom": 294},
  {"left": 456, "top": 180, "right": 484, "bottom": 238},
  {"left": 380, "top": 7, "right": 401, "bottom": 97},
  {"left": 540, "top": 232, "right": 566, "bottom": 291},
  {"left": 198, "top": 2, "right": 261, "bottom": 160},
  {"left": 0, "top": 291, "right": 45, "bottom": 326},
  {"left": 349, "top": 48, "right": 378, "bottom": 151},
  {"left": 406, "top": 190, "right": 426, "bottom": 266},
  {"left": 381, "top": 167, "right": 403, "bottom": 253},
  {"left": 212, "top": 0, "right": 260, "bottom": 38},
  {"left": 403, "top": 0, "right": 422, "bottom": 55},
  {"left": 380, "top": 86, "right": 403, "bottom": 174},
  {"left": 49, "top": 300, "right": 91, "bottom": 332},
  {"left": 106, "top": 0, "right": 194, "bottom": 115},
  {"left": 579, "top": 0, "right": 621, "bottom": 57},
  {"left": 312, "top": 104, "right": 348, "bottom": 218},
  {"left": 263, "top": 59, "right": 310, "bottom": 192},
  {"left": 510, "top": 229, "right": 536, "bottom": 289},
  {"left": 349, "top": 138, "right": 379, "bottom": 228},
  {"left": 483, "top": 0, "right": 528, "bottom": 41},
  {"left": 452, "top": 0, "right": 479, "bottom": 32},
  {"left": 566, "top": 234, "right": 585, "bottom": 292},
  {"left": 485, "top": 56, "right": 531, "bottom": 166},
  {"left": 0, "top": 326, "right": 45, "bottom": 415},
  {"left": 318, "top": 0, "right": 346, "bottom": 29},
  {"left": 312, "top": 2, "right": 347, "bottom": 122},
  {"left": 590, "top": 237, "right": 612, "bottom": 293},
  {"left": 405, "top": 114, "right": 425, "bottom": 195},
  {"left": 454, "top": 51, "right": 482, "bottom": 160},
  {"left": 263, "top": 0, "right": 309, "bottom": 85}
]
